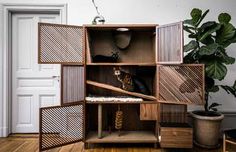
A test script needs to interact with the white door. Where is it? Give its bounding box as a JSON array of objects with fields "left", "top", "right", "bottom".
[{"left": 12, "top": 13, "right": 61, "bottom": 133}]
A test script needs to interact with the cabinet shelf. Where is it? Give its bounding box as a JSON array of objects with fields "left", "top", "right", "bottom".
[
  {"left": 86, "top": 131, "right": 157, "bottom": 143},
  {"left": 86, "top": 100, "right": 157, "bottom": 104},
  {"left": 86, "top": 63, "right": 157, "bottom": 66},
  {"left": 86, "top": 80, "right": 157, "bottom": 101}
]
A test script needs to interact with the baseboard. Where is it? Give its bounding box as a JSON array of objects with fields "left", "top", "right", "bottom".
[
  {"left": 221, "top": 112, "right": 236, "bottom": 130},
  {"left": 0, "top": 127, "right": 9, "bottom": 137}
]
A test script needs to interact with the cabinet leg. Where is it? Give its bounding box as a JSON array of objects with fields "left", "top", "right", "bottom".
[
  {"left": 154, "top": 143, "right": 158, "bottom": 149},
  {"left": 84, "top": 143, "right": 89, "bottom": 149},
  {"left": 223, "top": 134, "right": 226, "bottom": 152},
  {"left": 98, "top": 104, "right": 103, "bottom": 139}
]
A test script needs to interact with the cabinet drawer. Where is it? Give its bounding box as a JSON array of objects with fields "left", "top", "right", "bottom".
[
  {"left": 160, "top": 124, "right": 193, "bottom": 148},
  {"left": 140, "top": 104, "right": 158, "bottom": 120}
]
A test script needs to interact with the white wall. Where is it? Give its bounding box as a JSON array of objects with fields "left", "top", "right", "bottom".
[{"left": 0, "top": 0, "right": 235, "bottom": 111}]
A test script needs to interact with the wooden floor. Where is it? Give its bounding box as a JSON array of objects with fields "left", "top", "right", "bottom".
[{"left": 0, "top": 134, "right": 235, "bottom": 152}]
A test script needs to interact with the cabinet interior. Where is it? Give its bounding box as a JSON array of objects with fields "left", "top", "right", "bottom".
[
  {"left": 86, "top": 66, "right": 157, "bottom": 99},
  {"left": 86, "top": 27, "right": 156, "bottom": 64}
]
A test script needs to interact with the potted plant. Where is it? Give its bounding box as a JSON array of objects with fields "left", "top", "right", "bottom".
[{"left": 184, "top": 8, "right": 236, "bottom": 148}]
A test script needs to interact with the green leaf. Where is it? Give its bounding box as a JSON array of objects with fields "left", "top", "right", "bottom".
[
  {"left": 208, "top": 85, "right": 220, "bottom": 92},
  {"left": 211, "top": 108, "right": 218, "bottom": 111},
  {"left": 216, "top": 23, "right": 236, "bottom": 43},
  {"left": 233, "top": 80, "right": 236, "bottom": 90},
  {"left": 188, "top": 33, "right": 198, "bottom": 38},
  {"left": 200, "top": 36, "right": 214, "bottom": 45},
  {"left": 209, "top": 103, "right": 222, "bottom": 109},
  {"left": 223, "top": 56, "right": 235, "bottom": 64},
  {"left": 199, "top": 21, "right": 216, "bottom": 31},
  {"left": 199, "top": 43, "right": 219, "bottom": 55},
  {"left": 205, "top": 76, "right": 215, "bottom": 88},
  {"left": 231, "top": 34, "right": 236, "bottom": 43},
  {"left": 218, "top": 13, "right": 231, "bottom": 24},
  {"left": 196, "top": 9, "right": 210, "bottom": 27},
  {"left": 222, "top": 33, "right": 236, "bottom": 48},
  {"left": 184, "top": 19, "right": 194, "bottom": 26},
  {"left": 220, "top": 85, "right": 236, "bottom": 97},
  {"left": 205, "top": 60, "right": 227, "bottom": 80},
  {"left": 218, "top": 50, "right": 235, "bottom": 65},
  {"left": 183, "top": 25, "right": 195, "bottom": 34},
  {"left": 191, "top": 8, "right": 202, "bottom": 26},
  {"left": 184, "top": 40, "right": 198, "bottom": 52},
  {"left": 199, "top": 24, "right": 221, "bottom": 41},
  {"left": 183, "top": 49, "right": 198, "bottom": 63}
]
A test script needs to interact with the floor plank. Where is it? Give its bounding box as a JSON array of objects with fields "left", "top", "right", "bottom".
[{"left": 1, "top": 134, "right": 236, "bottom": 152}]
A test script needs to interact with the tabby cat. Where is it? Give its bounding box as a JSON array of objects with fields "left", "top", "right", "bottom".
[{"left": 113, "top": 67, "right": 150, "bottom": 95}]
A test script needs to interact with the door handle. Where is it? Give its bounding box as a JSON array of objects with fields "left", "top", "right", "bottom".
[
  {"left": 52, "top": 76, "right": 60, "bottom": 79},
  {"left": 52, "top": 76, "right": 60, "bottom": 82}
]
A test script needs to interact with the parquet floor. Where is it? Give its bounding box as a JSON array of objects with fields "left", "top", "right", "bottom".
[{"left": 0, "top": 134, "right": 235, "bottom": 152}]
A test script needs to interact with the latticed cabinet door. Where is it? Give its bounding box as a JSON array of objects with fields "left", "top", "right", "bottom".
[
  {"left": 61, "top": 65, "right": 85, "bottom": 105},
  {"left": 157, "top": 64, "right": 205, "bottom": 104},
  {"left": 156, "top": 22, "right": 183, "bottom": 64},
  {"left": 39, "top": 104, "right": 85, "bottom": 151},
  {"left": 38, "top": 23, "right": 84, "bottom": 64}
]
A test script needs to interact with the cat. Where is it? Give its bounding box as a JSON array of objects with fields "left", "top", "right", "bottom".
[
  {"left": 113, "top": 67, "right": 150, "bottom": 95},
  {"left": 93, "top": 52, "right": 119, "bottom": 62}
]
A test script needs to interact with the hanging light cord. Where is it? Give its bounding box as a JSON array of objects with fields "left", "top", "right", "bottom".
[
  {"left": 91, "top": 0, "right": 105, "bottom": 24},
  {"left": 92, "top": 0, "right": 100, "bottom": 15}
]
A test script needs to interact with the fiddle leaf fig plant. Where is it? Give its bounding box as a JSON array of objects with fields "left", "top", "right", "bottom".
[{"left": 184, "top": 8, "right": 236, "bottom": 112}]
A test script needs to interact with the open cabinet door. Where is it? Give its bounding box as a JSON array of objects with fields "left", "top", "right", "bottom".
[
  {"left": 156, "top": 22, "right": 183, "bottom": 64},
  {"left": 38, "top": 23, "right": 84, "bottom": 64},
  {"left": 39, "top": 103, "right": 84, "bottom": 151},
  {"left": 157, "top": 64, "right": 205, "bottom": 105}
]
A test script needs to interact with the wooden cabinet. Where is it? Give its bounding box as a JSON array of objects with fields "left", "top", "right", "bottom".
[
  {"left": 140, "top": 104, "right": 158, "bottom": 121},
  {"left": 38, "top": 23, "right": 85, "bottom": 64},
  {"left": 156, "top": 22, "right": 183, "bottom": 64},
  {"left": 157, "top": 64, "right": 205, "bottom": 105},
  {"left": 38, "top": 22, "right": 204, "bottom": 151},
  {"left": 160, "top": 123, "right": 193, "bottom": 148}
]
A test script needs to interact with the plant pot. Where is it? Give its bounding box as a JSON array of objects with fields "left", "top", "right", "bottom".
[{"left": 191, "top": 111, "right": 224, "bottom": 148}]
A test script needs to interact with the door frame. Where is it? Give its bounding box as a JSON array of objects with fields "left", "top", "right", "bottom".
[{"left": 0, "top": 3, "right": 67, "bottom": 137}]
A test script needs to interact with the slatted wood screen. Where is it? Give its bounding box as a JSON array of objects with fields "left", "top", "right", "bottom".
[
  {"left": 39, "top": 104, "right": 84, "bottom": 151},
  {"left": 62, "top": 65, "right": 85, "bottom": 105},
  {"left": 38, "top": 23, "right": 84, "bottom": 64},
  {"left": 157, "top": 64, "right": 204, "bottom": 104},
  {"left": 160, "top": 103, "right": 187, "bottom": 123},
  {"left": 156, "top": 22, "right": 183, "bottom": 64}
]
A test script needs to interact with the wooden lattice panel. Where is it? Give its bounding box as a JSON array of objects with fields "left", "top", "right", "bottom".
[
  {"left": 38, "top": 23, "right": 84, "bottom": 64},
  {"left": 62, "top": 65, "right": 84, "bottom": 105},
  {"left": 156, "top": 22, "right": 183, "bottom": 64},
  {"left": 157, "top": 64, "right": 204, "bottom": 104},
  {"left": 39, "top": 104, "right": 84, "bottom": 151},
  {"left": 160, "top": 103, "right": 187, "bottom": 123}
]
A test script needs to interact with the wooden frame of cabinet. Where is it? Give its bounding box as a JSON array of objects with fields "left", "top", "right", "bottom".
[{"left": 38, "top": 22, "right": 204, "bottom": 151}]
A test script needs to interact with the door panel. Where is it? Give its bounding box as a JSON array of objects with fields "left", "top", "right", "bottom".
[
  {"left": 61, "top": 65, "right": 85, "bottom": 105},
  {"left": 39, "top": 104, "right": 84, "bottom": 151},
  {"left": 38, "top": 23, "right": 84, "bottom": 64},
  {"left": 12, "top": 14, "right": 61, "bottom": 133},
  {"left": 157, "top": 64, "right": 205, "bottom": 105},
  {"left": 156, "top": 22, "right": 183, "bottom": 64}
]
